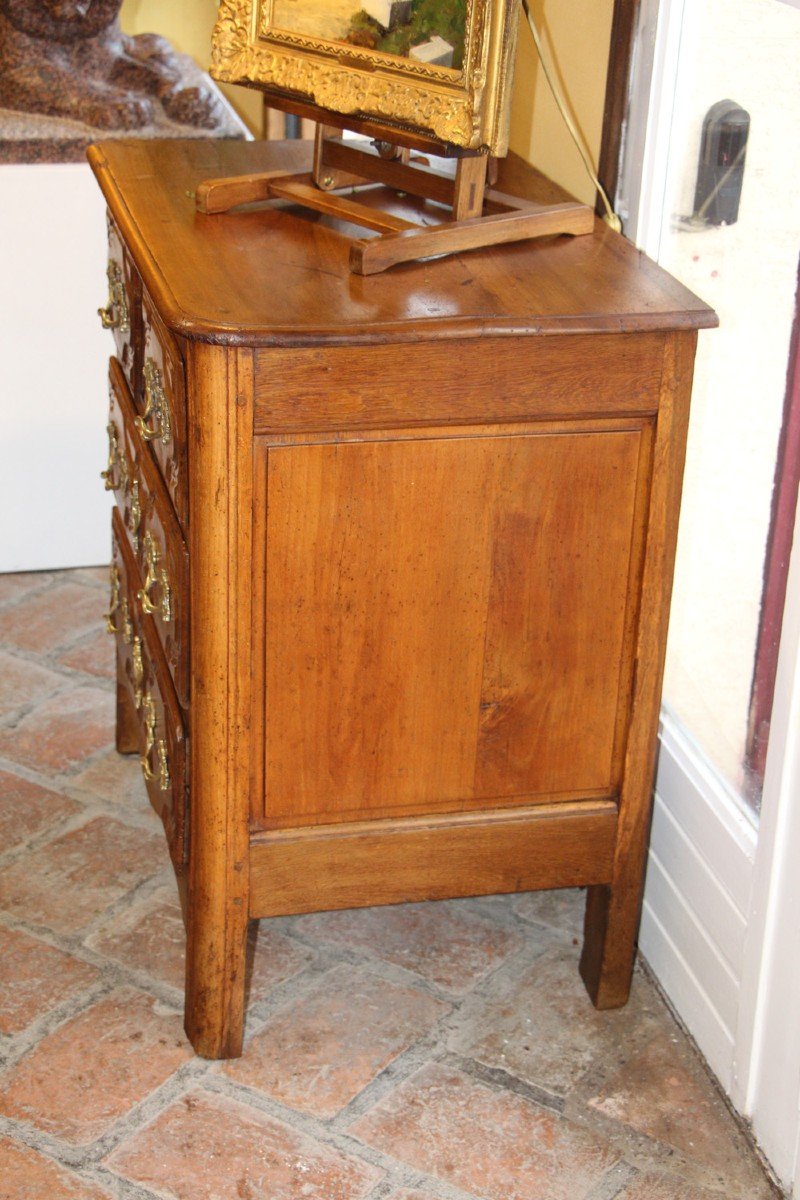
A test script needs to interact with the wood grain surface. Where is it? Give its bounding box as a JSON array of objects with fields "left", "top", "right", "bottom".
[
  {"left": 581, "top": 332, "right": 698, "bottom": 1009},
  {"left": 258, "top": 425, "right": 646, "bottom": 828},
  {"left": 183, "top": 343, "right": 253, "bottom": 1060},
  {"left": 92, "top": 139, "right": 716, "bottom": 1058},
  {"left": 253, "top": 332, "right": 666, "bottom": 434},
  {"left": 249, "top": 801, "right": 618, "bottom": 917},
  {"left": 87, "top": 140, "right": 717, "bottom": 345}
]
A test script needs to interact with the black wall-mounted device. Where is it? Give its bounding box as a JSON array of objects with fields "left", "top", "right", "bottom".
[{"left": 693, "top": 99, "right": 750, "bottom": 226}]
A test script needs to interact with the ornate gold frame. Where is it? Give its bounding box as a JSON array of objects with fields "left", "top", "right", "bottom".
[{"left": 211, "top": 0, "right": 520, "bottom": 153}]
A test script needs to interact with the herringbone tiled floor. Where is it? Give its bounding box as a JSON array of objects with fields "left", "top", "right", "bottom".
[{"left": 0, "top": 568, "right": 780, "bottom": 1200}]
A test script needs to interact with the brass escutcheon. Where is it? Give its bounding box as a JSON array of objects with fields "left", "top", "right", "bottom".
[
  {"left": 131, "top": 635, "right": 144, "bottom": 709},
  {"left": 121, "top": 597, "right": 133, "bottom": 646},
  {"left": 105, "top": 564, "right": 121, "bottom": 634},
  {"left": 128, "top": 476, "right": 141, "bottom": 552},
  {"left": 138, "top": 531, "right": 172, "bottom": 623},
  {"left": 136, "top": 358, "right": 171, "bottom": 446},
  {"left": 140, "top": 690, "right": 170, "bottom": 791},
  {"left": 101, "top": 420, "right": 129, "bottom": 496},
  {"left": 101, "top": 421, "right": 119, "bottom": 492},
  {"left": 98, "top": 260, "right": 130, "bottom": 333}
]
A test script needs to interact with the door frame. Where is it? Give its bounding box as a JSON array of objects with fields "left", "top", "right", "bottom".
[{"left": 613, "top": 0, "right": 800, "bottom": 1188}]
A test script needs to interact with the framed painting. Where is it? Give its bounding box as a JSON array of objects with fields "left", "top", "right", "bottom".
[{"left": 210, "top": 0, "right": 521, "bottom": 153}]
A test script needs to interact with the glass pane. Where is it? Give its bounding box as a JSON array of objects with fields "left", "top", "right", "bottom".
[{"left": 653, "top": 0, "right": 800, "bottom": 808}]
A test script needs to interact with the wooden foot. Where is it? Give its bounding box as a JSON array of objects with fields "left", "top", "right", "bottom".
[
  {"left": 579, "top": 883, "right": 640, "bottom": 1009},
  {"left": 185, "top": 907, "right": 248, "bottom": 1058}
]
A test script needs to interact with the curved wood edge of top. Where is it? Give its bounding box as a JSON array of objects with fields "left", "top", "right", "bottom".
[{"left": 87, "top": 142, "right": 719, "bottom": 348}]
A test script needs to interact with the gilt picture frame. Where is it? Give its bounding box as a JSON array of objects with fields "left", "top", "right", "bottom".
[{"left": 211, "top": 0, "right": 521, "bottom": 153}]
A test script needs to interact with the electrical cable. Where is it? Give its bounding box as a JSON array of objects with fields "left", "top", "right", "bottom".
[{"left": 519, "top": 0, "right": 622, "bottom": 232}]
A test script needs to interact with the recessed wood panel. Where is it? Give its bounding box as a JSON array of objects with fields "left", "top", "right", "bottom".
[{"left": 261, "top": 427, "right": 643, "bottom": 826}]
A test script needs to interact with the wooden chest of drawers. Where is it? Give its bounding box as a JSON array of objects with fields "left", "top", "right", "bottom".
[{"left": 89, "top": 138, "right": 716, "bottom": 1059}]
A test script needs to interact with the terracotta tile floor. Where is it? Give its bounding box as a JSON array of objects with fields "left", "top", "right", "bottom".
[{"left": 0, "top": 567, "right": 781, "bottom": 1200}]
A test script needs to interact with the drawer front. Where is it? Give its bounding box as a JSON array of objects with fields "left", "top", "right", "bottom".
[
  {"left": 104, "top": 359, "right": 144, "bottom": 555},
  {"left": 108, "top": 358, "right": 189, "bottom": 708},
  {"left": 140, "top": 294, "right": 188, "bottom": 529},
  {"left": 100, "top": 215, "right": 141, "bottom": 396},
  {"left": 110, "top": 508, "right": 188, "bottom": 869}
]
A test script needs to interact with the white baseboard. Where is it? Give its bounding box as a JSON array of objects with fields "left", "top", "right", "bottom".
[{"left": 640, "top": 707, "right": 758, "bottom": 1091}]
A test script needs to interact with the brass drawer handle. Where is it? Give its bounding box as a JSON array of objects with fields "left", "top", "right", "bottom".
[
  {"left": 101, "top": 420, "right": 129, "bottom": 495},
  {"left": 107, "top": 565, "right": 134, "bottom": 644},
  {"left": 121, "top": 599, "right": 133, "bottom": 646},
  {"left": 136, "top": 358, "right": 172, "bottom": 446},
  {"left": 138, "top": 531, "right": 172, "bottom": 622},
  {"left": 140, "top": 690, "right": 171, "bottom": 792},
  {"left": 98, "top": 261, "right": 130, "bottom": 333},
  {"left": 128, "top": 476, "right": 141, "bottom": 553},
  {"left": 105, "top": 564, "right": 122, "bottom": 633},
  {"left": 101, "top": 421, "right": 120, "bottom": 492},
  {"left": 132, "top": 634, "right": 144, "bottom": 708}
]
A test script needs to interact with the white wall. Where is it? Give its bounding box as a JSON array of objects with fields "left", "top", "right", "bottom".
[{"left": 0, "top": 164, "right": 113, "bottom": 571}]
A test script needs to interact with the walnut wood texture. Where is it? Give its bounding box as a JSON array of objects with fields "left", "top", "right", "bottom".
[
  {"left": 253, "top": 333, "right": 666, "bottom": 433},
  {"left": 89, "top": 139, "right": 717, "bottom": 1060},
  {"left": 258, "top": 426, "right": 646, "bottom": 828},
  {"left": 580, "top": 332, "right": 698, "bottom": 1008},
  {"left": 87, "top": 140, "right": 716, "bottom": 345},
  {"left": 249, "top": 802, "right": 618, "bottom": 917},
  {"left": 183, "top": 343, "right": 253, "bottom": 1060},
  {"left": 350, "top": 200, "right": 595, "bottom": 276}
]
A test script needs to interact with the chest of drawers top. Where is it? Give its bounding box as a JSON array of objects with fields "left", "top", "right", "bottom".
[{"left": 87, "top": 138, "right": 715, "bottom": 349}]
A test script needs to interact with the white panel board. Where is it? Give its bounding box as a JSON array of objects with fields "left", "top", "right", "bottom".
[
  {"left": 640, "top": 711, "right": 758, "bottom": 1094},
  {"left": 0, "top": 162, "right": 113, "bottom": 571}
]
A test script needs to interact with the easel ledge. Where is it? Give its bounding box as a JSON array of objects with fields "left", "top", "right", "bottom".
[{"left": 196, "top": 105, "right": 594, "bottom": 275}]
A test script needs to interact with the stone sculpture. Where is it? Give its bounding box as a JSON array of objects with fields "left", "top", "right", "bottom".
[{"left": 0, "top": 0, "right": 228, "bottom": 131}]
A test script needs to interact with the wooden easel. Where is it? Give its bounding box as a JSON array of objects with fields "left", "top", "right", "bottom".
[{"left": 196, "top": 104, "right": 594, "bottom": 275}]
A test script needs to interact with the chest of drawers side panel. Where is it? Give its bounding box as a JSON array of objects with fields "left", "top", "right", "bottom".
[{"left": 581, "top": 329, "right": 699, "bottom": 1010}]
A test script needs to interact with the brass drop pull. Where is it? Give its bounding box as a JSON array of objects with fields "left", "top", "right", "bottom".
[
  {"left": 131, "top": 635, "right": 144, "bottom": 708},
  {"left": 140, "top": 690, "right": 170, "bottom": 792},
  {"left": 105, "top": 564, "right": 122, "bottom": 633},
  {"left": 107, "top": 565, "right": 134, "bottom": 646},
  {"left": 136, "top": 358, "right": 171, "bottom": 445},
  {"left": 138, "top": 531, "right": 172, "bottom": 622},
  {"left": 101, "top": 421, "right": 119, "bottom": 492},
  {"left": 98, "top": 261, "right": 130, "bottom": 333},
  {"left": 128, "top": 477, "right": 141, "bottom": 552},
  {"left": 121, "top": 598, "right": 133, "bottom": 646}
]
